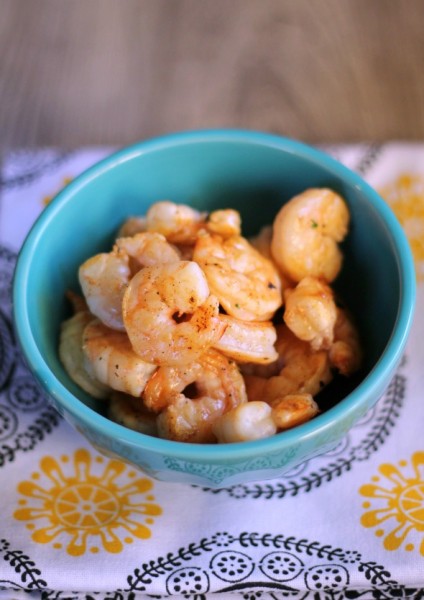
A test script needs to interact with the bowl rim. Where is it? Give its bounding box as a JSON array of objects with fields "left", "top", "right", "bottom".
[{"left": 13, "top": 128, "right": 416, "bottom": 461}]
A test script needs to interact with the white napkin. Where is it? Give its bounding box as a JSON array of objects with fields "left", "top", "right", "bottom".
[{"left": 1, "top": 143, "right": 423, "bottom": 600}]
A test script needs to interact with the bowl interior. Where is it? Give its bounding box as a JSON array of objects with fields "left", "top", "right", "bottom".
[{"left": 15, "top": 133, "right": 407, "bottom": 431}]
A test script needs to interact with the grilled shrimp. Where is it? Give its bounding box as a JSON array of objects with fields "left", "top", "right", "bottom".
[
  {"left": 143, "top": 348, "right": 247, "bottom": 412},
  {"left": 193, "top": 231, "right": 282, "bottom": 321},
  {"left": 283, "top": 276, "right": 337, "bottom": 350},
  {"left": 122, "top": 261, "right": 225, "bottom": 366},
  {"left": 117, "top": 216, "right": 147, "bottom": 238},
  {"left": 116, "top": 231, "right": 180, "bottom": 271},
  {"left": 244, "top": 325, "right": 333, "bottom": 407},
  {"left": 249, "top": 225, "right": 294, "bottom": 290},
  {"left": 108, "top": 392, "right": 158, "bottom": 436},
  {"left": 249, "top": 225, "right": 274, "bottom": 260},
  {"left": 59, "top": 311, "right": 110, "bottom": 399},
  {"left": 206, "top": 209, "right": 241, "bottom": 237},
  {"left": 143, "top": 349, "right": 247, "bottom": 443},
  {"left": 271, "top": 188, "right": 350, "bottom": 282},
  {"left": 79, "top": 249, "right": 130, "bottom": 331},
  {"left": 213, "top": 401, "right": 277, "bottom": 443},
  {"left": 271, "top": 393, "right": 319, "bottom": 430},
  {"left": 157, "top": 395, "right": 223, "bottom": 443},
  {"left": 79, "top": 233, "right": 180, "bottom": 331},
  {"left": 146, "top": 200, "right": 207, "bottom": 244},
  {"left": 82, "top": 319, "right": 157, "bottom": 397},
  {"left": 329, "top": 306, "right": 362, "bottom": 376},
  {"left": 213, "top": 314, "right": 278, "bottom": 364},
  {"left": 239, "top": 318, "right": 291, "bottom": 380}
]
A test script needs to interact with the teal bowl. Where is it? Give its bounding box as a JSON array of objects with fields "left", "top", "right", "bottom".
[{"left": 13, "top": 130, "right": 416, "bottom": 487}]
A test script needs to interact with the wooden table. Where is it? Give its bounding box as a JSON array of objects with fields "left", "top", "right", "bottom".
[{"left": 1, "top": 0, "right": 424, "bottom": 150}]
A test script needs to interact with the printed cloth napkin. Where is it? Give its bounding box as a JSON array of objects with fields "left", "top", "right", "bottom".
[{"left": 1, "top": 143, "right": 424, "bottom": 600}]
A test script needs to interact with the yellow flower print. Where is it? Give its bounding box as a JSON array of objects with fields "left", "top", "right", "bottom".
[
  {"left": 359, "top": 451, "right": 424, "bottom": 555},
  {"left": 380, "top": 174, "right": 424, "bottom": 281},
  {"left": 14, "top": 448, "right": 162, "bottom": 557}
]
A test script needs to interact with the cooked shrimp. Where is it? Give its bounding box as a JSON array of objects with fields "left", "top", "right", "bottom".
[
  {"left": 206, "top": 209, "right": 241, "bottom": 237},
  {"left": 244, "top": 325, "right": 333, "bottom": 405},
  {"left": 249, "top": 225, "right": 294, "bottom": 290},
  {"left": 82, "top": 319, "right": 157, "bottom": 397},
  {"left": 145, "top": 349, "right": 247, "bottom": 443},
  {"left": 146, "top": 200, "right": 207, "bottom": 244},
  {"left": 213, "top": 401, "right": 277, "bottom": 443},
  {"left": 193, "top": 231, "right": 282, "bottom": 321},
  {"left": 329, "top": 306, "right": 362, "bottom": 376},
  {"left": 79, "top": 249, "right": 130, "bottom": 331},
  {"left": 213, "top": 314, "right": 278, "bottom": 364},
  {"left": 249, "top": 225, "right": 274, "bottom": 260},
  {"left": 117, "top": 216, "right": 147, "bottom": 238},
  {"left": 59, "top": 312, "right": 110, "bottom": 399},
  {"left": 240, "top": 359, "right": 282, "bottom": 380},
  {"left": 108, "top": 392, "right": 158, "bottom": 436},
  {"left": 116, "top": 231, "right": 180, "bottom": 271},
  {"left": 271, "top": 393, "right": 319, "bottom": 430},
  {"left": 122, "top": 261, "right": 225, "bottom": 366},
  {"left": 143, "top": 348, "right": 246, "bottom": 411},
  {"left": 283, "top": 276, "right": 337, "bottom": 350},
  {"left": 157, "top": 395, "right": 224, "bottom": 443},
  {"left": 271, "top": 188, "right": 350, "bottom": 282},
  {"left": 239, "top": 319, "right": 292, "bottom": 379},
  {"left": 79, "top": 233, "right": 180, "bottom": 331}
]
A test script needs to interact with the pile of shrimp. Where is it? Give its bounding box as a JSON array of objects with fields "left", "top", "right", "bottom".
[{"left": 59, "top": 189, "right": 362, "bottom": 444}]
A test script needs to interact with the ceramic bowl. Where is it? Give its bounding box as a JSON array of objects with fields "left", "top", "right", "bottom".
[{"left": 13, "top": 130, "right": 416, "bottom": 487}]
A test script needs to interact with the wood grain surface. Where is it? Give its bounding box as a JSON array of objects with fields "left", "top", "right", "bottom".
[{"left": 1, "top": 0, "right": 424, "bottom": 149}]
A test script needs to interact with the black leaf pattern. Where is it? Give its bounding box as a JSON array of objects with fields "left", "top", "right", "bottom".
[
  {"left": 354, "top": 144, "right": 383, "bottom": 177},
  {"left": 0, "top": 150, "right": 75, "bottom": 190},
  {"left": 0, "top": 244, "right": 61, "bottom": 469},
  {"left": 127, "top": 538, "right": 215, "bottom": 591},
  {"left": 0, "top": 539, "right": 47, "bottom": 590},
  {"left": 200, "top": 373, "right": 406, "bottom": 500},
  {"left": 0, "top": 406, "right": 61, "bottom": 465},
  {"left": 122, "top": 531, "right": 421, "bottom": 599}
]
